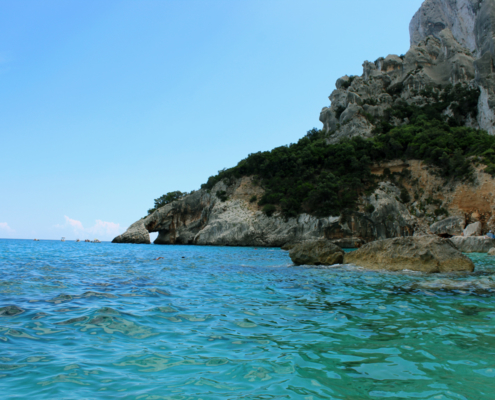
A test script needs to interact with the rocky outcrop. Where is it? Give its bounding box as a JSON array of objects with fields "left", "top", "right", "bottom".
[
  {"left": 321, "top": 0, "right": 495, "bottom": 140},
  {"left": 409, "top": 0, "right": 495, "bottom": 134},
  {"left": 409, "top": 0, "right": 480, "bottom": 53},
  {"left": 113, "top": 190, "right": 213, "bottom": 245},
  {"left": 488, "top": 247, "right": 495, "bottom": 255},
  {"left": 450, "top": 235, "right": 495, "bottom": 252},
  {"left": 115, "top": 2, "right": 495, "bottom": 248},
  {"left": 112, "top": 220, "right": 151, "bottom": 244},
  {"left": 114, "top": 177, "right": 417, "bottom": 246},
  {"left": 289, "top": 240, "right": 344, "bottom": 266},
  {"left": 344, "top": 236, "right": 475, "bottom": 273}
]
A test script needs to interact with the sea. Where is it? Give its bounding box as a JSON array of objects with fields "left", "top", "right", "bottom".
[{"left": 1, "top": 239, "right": 495, "bottom": 399}]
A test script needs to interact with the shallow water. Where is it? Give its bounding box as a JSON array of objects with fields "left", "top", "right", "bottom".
[{"left": 1, "top": 239, "right": 495, "bottom": 399}]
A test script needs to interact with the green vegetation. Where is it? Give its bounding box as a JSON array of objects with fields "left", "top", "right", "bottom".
[
  {"left": 262, "top": 204, "right": 276, "bottom": 217},
  {"left": 216, "top": 190, "right": 228, "bottom": 202},
  {"left": 249, "top": 195, "right": 258, "bottom": 203},
  {"left": 196, "top": 84, "right": 495, "bottom": 219},
  {"left": 400, "top": 188, "right": 411, "bottom": 204},
  {"left": 365, "top": 204, "right": 375, "bottom": 214},
  {"left": 147, "top": 191, "right": 185, "bottom": 215}
]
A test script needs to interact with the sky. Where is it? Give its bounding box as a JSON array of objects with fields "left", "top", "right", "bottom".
[{"left": 0, "top": 0, "right": 424, "bottom": 241}]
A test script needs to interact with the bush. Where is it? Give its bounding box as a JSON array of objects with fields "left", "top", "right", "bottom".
[
  {"left": 340, "top": 76, "right": 356, "bottom": 90},
  {"left": 434, "top": 208, "right": 449, "bottom": 217},
  {"left": 365, "top": 204, "right": 375, "bottom": 213},
  {"left": 262, "top": 204, "right": 276, "bottom": 217},
  {"left": 216, "top": 190, "right": 228, "bottom": 202},
  {"left": 148, "top": 191, "right": 185, "bottom": 215},
  {"left": 249, "top": 195, "right": 257, "bottom": 203},
  {"left": 400, "top": 188, "right": 411, "bottom": 203}
]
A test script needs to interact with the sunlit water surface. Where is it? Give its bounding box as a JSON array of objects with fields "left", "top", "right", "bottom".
[{"left": 1, "top": 239, "right": 495, "bottom": 399}]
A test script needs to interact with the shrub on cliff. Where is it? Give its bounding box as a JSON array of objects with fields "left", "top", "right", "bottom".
[
  {"left": 262, "top": 204, "right": 277, "bottom": 217},
  {"left": 147, "top": 191, "right": 186, "bottom": 215}
]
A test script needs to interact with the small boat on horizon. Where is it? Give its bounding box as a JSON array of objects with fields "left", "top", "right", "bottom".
[{"left": 61, "top": 237, "right": 65, "bottom": 242}]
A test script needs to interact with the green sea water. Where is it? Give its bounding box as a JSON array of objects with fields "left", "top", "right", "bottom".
[{"left": 1, "top": 239, "right": 495, "bottom": 399}]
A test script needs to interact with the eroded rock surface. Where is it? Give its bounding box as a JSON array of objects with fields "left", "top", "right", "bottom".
[
  {"left": 344, "top": 236, "right": 475, "bottom": 273},
  {"left": 114, "top": 177, "right": 417, "bottom": 246},
  {"left": 450, "top": 236, "right": 495, "bottom": 252},
  {"left": 430, "top": 216, "right": 464, "bottom": 236},
  {"left": 463, "top": 221, "right": 482, "bottom": 237},
  {"left": 321, "top": 0, "right": 495, "bottom": 139}
]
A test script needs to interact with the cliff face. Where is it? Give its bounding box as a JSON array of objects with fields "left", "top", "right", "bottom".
[
  {"left": 113, "top": 176, "right": 417, "bottom": 247},
  {"left": 320, "top": 0, "right": 495, "bottom": 139}
]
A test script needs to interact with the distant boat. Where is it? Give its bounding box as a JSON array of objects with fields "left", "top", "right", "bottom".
[
  {"left": 61, "top": 237, "right": 65, "bottom": 242},
  {"left": 33, "top": 239, "right": 39, "bottom": 241},
  {"left": 84, "top": 239, "right": 90, "bottom": 242},
  {"left": 76, "top": 239, "right": 80, "bottom": 242},
  {"left": 93, "top": 239, "right": 101, "bottom": 243}
]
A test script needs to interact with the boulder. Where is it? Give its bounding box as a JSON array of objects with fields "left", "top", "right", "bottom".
[
  {"left": 429, "top": 216, "right": 464, "bottom": 236},
  {"left": 344, "top": 236, "right": 474, "bottom": 273},
  {"left": 488, "top": 247, "right": 495, "bottom": 256},
  {"left": 450, "top": 236, "right": 495, "bottom": 253},
  {"left": 289, "top": 240, "right": 344, "bottom": 266},
  {"left": 463, "top": 221, "right": 482, "bottom": 237}
]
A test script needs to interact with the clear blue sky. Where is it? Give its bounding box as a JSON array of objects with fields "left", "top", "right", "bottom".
[{"left": 0, "top": 0, "right": 424, "bottom": 241}]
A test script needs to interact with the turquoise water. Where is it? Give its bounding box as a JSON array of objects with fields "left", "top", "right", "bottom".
[{"left": 1, "top": 240, "right": 495, "bottom": 399}]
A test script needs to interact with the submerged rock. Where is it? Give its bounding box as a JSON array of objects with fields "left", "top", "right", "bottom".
[
  {"left": 450, "top": 236, "right": 495, "bottom": 253},
  {"left": 412, "top": 276, "right": 495, "bottom": 293},
  {"left": 0, "top": 305, "right": 24, "bottom": 317},
  {"left": 289, "top": 240, "right": 344, "bottom": 266},
  {"left": 344, "top": 236, "right": 474, "bottom": 273},
  {"left": 488, "top": 247, "right": 495, "bottom": 256}
]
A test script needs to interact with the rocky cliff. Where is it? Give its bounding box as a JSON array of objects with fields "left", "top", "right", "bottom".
[
  {"left": 320, "top": 0, "right": 495, "bottom": 139},
  {"left": 113, "top": 176, "right": 418, "bottom": 246},
  {"left": 114, "top": 157, "right": 495, "bottom": 246},
  {"left": 114, "top": 0, "right": 495, "bottom": 247}
]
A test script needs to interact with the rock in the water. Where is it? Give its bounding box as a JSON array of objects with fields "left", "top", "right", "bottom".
[
  {"left": 289, "top": 240, "right": 344, "bottom": 266},
  {"left": 0, "top": 305, "right": 24, "bottom": 316},
  {"left": 488, "top": 247, "right": 495, "bottom": 256},
  {"left": 344, "top": 236, "right": 474, "bottom": 273},
  {"left": 463, "top": 221, "right": 482, "bottom": 237},
  {"left": 430, "top": 216, "right": 464, "bottom": 236},
  {"left": 412, "top": 276, "right": 495, "bottom": 293},
  {"left": 450, "top": 236, "right": 495, "bottom": 253}
]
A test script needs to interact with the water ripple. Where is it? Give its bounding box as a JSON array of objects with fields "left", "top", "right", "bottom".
[{"left": 0, "top": 239, "right": 494, "bottom": 399}]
